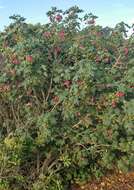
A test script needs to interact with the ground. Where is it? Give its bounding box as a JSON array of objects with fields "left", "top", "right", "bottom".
[{"left": 72, "top": 171, "right": 134, "bottom": 190}]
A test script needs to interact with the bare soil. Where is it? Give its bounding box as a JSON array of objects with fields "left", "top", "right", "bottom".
[{"left": 72, "top": 171, "right": 134, "bottom": 190}]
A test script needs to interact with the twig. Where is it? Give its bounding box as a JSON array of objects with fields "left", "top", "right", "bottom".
[
  {"left": 49, "top": 100, "right": 61, "bottom": 112},
  {"left": 72, "top": 120, "right": 82, "bottom": 128},
  {"left": 46, "top": 77, "right": 53, "bottom": 102},
  {"left": 41, "top": 151, "right": 52, "bottom": 174}
]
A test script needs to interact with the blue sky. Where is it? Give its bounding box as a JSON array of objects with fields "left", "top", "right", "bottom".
[{"left": 0, "top": 0, "right": 134, "bottom": 30}]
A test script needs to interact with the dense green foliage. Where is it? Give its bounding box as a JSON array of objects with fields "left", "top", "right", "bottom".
[{"left": 0, "top": 6, "right": 134, "bottom": 190}]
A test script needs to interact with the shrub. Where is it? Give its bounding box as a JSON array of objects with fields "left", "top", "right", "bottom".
[{"left": 0, "top": 6, "right": 134, "bottom": 190}]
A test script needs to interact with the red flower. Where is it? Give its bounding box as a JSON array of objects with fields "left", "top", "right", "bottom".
[
  {"left": 124, "top": 47, "right": 129, "bottom": 56},
  {"left": 95, "top": 56, "right": 101, "bottom": 63},
  {"left": 76, "top": 80, "right": 84, "bottom": 86},
  {"left": 52, "top": 96, "right": 59, "bottom": 103},
  {"left": 55, "top": 14, "right": 63, "bottom": 22},
  {"left": 12, "top": 58, "right": 20, "bottom": 65},
  {"left": 112, "top": 100, "right": 117, "bottom": 108},
  {"left": 115, "top": 91, "right": 125, "bottom": 97},
  {"left": 63, "top": 80, "right": 71, "bottom": 88},
  {"left": 54, "top": 47, "right": 61, "bottom": 55},
  {"left": 26, "top": 55, "right": 33, "bottom": 63},
  {"left": 58, "top": 30, "right": 65, "bottom": 40},
  {"left": 43, "top": 31, "right": 51, "bottom": 38}
]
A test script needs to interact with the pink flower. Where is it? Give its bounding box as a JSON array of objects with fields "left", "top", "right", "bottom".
[
  {"left": 95, "top": 56, "right": 101, "bottom": 63},
  {"left": 26, "top": 55, "right": 33, "bottom": 63},
  {"left": 55, "top": 14, "right": 63, "bottom": 22},
  {"left": 58, "top": 30, "right": 65, "bottom": 40},
  {"left": 76, "top": 80, "right": 84, "bottom": 85},
  {"left": 124, "top": 47, "right": 129, "bottom": 56},
  {"left": 52, "top": 96, "right": 60, "bottom": 103},
  {"left": 54, "top": 47, "right": 61, "bottom": 55},
  {"left": 12, "top": 58, "right": 20, "bottom": 65},
  {"left": 63, "top": 80, "right": 71, "bottom": 88},
  {"left": 112, "top": 100, "right": 117, "bottom": 108},
  {"left": 43, "top": 31, "right": 51, "bottom": 38},
  {"left": 115, "top": 92, "right": 125, "bottom": 97}
]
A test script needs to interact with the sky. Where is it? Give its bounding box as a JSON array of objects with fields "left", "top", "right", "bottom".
[{"left": 0, "top": 0, "right": 134, "bottom": 30}]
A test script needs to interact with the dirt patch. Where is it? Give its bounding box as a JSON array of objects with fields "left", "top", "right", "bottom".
[{"left": 72, "top": 171, "right": 134, "bottom": 190}]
